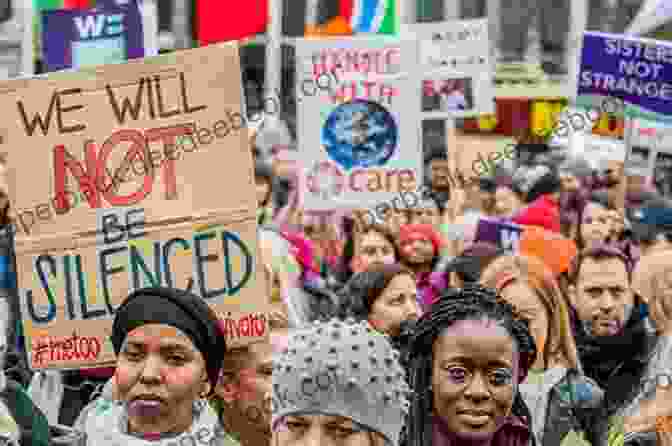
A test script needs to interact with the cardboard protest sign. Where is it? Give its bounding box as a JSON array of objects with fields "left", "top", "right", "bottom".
[
  {"left": 474, "top": 218, "right": 523, "bottom": 252},
  {"left": 294, "top": 36, "right": 421, "bottom": 211},
  {"left": 402, "top": 18, "right": 495, "bottom": 119},
  {"left": 2, "top": 43, "right": 269, "bottom": 369},
  {"left": 42, "top": 0, "right": 145, "bottom": 72}
]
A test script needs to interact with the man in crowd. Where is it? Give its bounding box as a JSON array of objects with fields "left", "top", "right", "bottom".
[
  {"left": 627, "top": 199, "right": 672, "bottom": 258},
  {"left": 425, "top": 148, "right": 454, "bottom": 211},
  {"left": 567, "top": 245, "right": 657, "bottom": 446},
  {"left": 214, "top": 328, "right": 288, "bottom": 446}
]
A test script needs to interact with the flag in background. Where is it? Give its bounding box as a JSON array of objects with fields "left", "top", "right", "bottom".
[
  {"left": 306, "top": 0, "right": 397, "bottom": 36},
  {"left": 197, "top": 0, "right": 268, "bottom": 45},
  {"left": 350, "top": 0, "right": 397, "bottom": 34}
]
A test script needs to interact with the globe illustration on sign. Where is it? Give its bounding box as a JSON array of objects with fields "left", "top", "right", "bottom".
[{"left": 322, "top": 99, "right": 398, "bottom": 170}]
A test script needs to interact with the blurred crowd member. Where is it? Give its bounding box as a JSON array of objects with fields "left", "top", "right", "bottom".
[
  {"left": 481, "top": 254, "right": 578, "bottom": 372},
  {"left": 380, "top": 205, "right": 410, "bottom": 238},
  {"left": 336, "top": 264, "right": 420, "bottom": 357},
  {"left": 493, "top": 174, "right": 524, "bottom": 218},
  {"left": 337, "top": 223, "right": 399, "bottom": 284},
  {"left": 626, "top": 175, "right": 661, "bottom": 208},
  {"left": 559, "top": 158, "right": 593, "bottom": 237},
  {"left": 405, "top": 284, "right": 537, "bottom": 446},
  {"left": 214, "top": 328, "right": 288, "bottom": 446},
  {"left": 0, "top": 300, "right": 51, "bottom": 446},
  {"left": 255, "top": 161, "right": 277, "bottom": 226},
  {"left": 512, "top": 165, "right": 562, "bottom": 233},
  {"left": 272, "top": 318, "right": 410, "bottom": 446},
  {"left": 397, "top": 224, "right": 447, "bottom": 311},
  {"left": 425, "top": 147, "right": 452, "bottom": 209},
  {"left": 77, "top": 287, "right": 233, "bottom": 445},
  {"left": 480, "top": 254, "right": 602, "bottom": 446},
  {"left": 627, "top": 200, "right": 672, "bottom": 258},
  {"left": 440, "top": 242, "right": 505, "bottom": 288},
  {"left": 299, "top": 213, "right": 343, "bottom": 269},
  {"left": 409, "top": 196, "right": 442, "bottom": 228},
  {"left": 498, "top": 0, "right": 570, "bottom": 77},
  {"left": 259, "top": 228, "right": 316, "bottom": 327},
  {"left": 567, "top": 246, "right": 657, "bottom": 446},
  {"left": 616, "top": 250, "right": 672, "bottom": 445},
  {"left": 575, "top": 194, "right": 612, "bottom": 250}
]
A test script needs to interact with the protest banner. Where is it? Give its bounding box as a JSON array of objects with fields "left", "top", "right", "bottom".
[
  {"left": 475, "top": 219, "right": 578, "bottom": 275},
  {"left": 1, "top": 43, "right": 269, "bottom": 370},
  {"left": 402, "top": 18, "right": 495, "bottom": 119},
  {"left": 577, "top": 32, "right": 672, "bottom": 121},
  {"left": 41, "top": 0, "right": 145, "bottom": 72},
  {"left": 294, "top": 36, "right": 421, "bottom": 211},
  {"left": 474, "top": 218, "right": 523, "bottom": 252}
]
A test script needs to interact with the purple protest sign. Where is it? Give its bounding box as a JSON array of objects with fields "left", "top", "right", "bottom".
[
  {"left": 41, "top": 0, "right": 144, "bottom": 72},
  {"left": 475, "top": 218, "right": 523, "bottom": 252},
  {"left": 577, "top": 32, "right": 672, "bottom": 116}
]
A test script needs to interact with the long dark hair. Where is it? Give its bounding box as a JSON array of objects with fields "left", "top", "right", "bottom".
[
  {"left": 337, "top": 263, "right": 415, "bottom": 320},
  {"left": 405, "top": 284, "right": 537, "bottom": 446},
  {"left": 336, "top": 221, "right": 400, "bottom": 283}
]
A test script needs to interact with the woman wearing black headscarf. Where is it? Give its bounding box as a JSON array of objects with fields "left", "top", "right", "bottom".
[{"left": 76, "top": 287, "right": 235, "bottom": 446}]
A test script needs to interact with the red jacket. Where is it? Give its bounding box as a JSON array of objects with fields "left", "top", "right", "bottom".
[{"left": 513, "top": 194, "right": 561, "bottom": 233}]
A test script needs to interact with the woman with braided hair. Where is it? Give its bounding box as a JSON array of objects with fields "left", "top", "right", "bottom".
[{"left": 405, "top": 284, "right": 537, "bottom": 446}]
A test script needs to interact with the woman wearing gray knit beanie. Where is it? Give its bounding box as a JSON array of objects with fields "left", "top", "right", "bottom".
[{"left": 272, "top": 318, "right": 411, "bottom": 446}]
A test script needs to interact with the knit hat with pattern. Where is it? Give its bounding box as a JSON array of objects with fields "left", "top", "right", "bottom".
[{"left": 272, "top": 318, "right": 411, "bottom": 446}]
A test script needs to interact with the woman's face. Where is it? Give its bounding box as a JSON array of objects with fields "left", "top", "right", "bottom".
[
  {"left": 369, "top": 273, "right": 421, "bottom": 337},
  {"left": 115, "top": 324, "right": 209, "bottom": 435},
  {"left": 352, "top": 231, "right": 396, "bottom": 273},
  {"left": 400, "top": 236, "right": 435, "bottom": 265},
  {"left": 493, "top": 186, "right": 522, "bottom": 217},
  {"left": 432, "top": 319, "right": 517, "bottom": 439},
  {"left": 499, "top": 281, "right": 549, "bottom": 371},
  {"left": 580, "top": 203, "right": 610, "bottom": 247},
  {"left": 256, "top": 176, "right": 271, "bottom": 206},
  {"left": 275, "top": 414, "right": 385, "bottom": 446}
]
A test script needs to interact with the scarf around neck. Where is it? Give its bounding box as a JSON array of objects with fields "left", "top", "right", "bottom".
[
  {"left": 82, "top": 398, "right": 239, "bottom": 446},
  {"left": 574, "top": 314, "right": 653, "bottom": 391}
]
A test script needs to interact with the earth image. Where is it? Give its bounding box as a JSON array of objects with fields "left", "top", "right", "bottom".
[{"left": 321, "top": 99, "right": 398, "bottom": 170}]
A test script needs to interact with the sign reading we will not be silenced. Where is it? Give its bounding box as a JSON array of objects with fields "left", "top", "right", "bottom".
[{"left": 0, "top": 43, "right": 270, "bottom": 370}]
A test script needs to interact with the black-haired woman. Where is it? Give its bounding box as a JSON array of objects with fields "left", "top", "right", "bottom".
[
  {"left": 405, "top": 284, "right": 537, "bottom": 446},
  {"left": 337, "top": 263, "right": 421, "bottom": 366},
  {"left": 76, "top": 287, "right": 237, "bottom": 446}
]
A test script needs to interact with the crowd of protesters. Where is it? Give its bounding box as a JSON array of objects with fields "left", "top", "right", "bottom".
[{"left": 2, "top": 112, "right": 672, "bottom": 446}]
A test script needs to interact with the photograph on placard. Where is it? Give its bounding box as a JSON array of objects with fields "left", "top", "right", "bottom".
[
  {"left": 421, "top": 77, "right": 474, "bottom": 113},
  {"left": 654, "top": 151, "right": 672, "bottom": 198}
]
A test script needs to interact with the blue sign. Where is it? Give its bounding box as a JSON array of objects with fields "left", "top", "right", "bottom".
[
  {"left": 41, "top": 0, "right": 144, "bottom": 72},
  {"left": 577, "top": 32, "right": 672, "bottom": 116}
]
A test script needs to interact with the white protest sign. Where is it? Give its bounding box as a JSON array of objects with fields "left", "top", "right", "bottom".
[
  {"left": 402, "top": 18, "right": 495, "bottom": 118},
  {"left": 294, "top": 37, "right": 421, "bottom": 211}
]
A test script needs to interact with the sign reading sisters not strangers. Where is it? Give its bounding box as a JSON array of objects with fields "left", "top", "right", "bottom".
[{"left": 1, "top": 43, "right": 269, "bottom": 370}]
